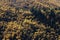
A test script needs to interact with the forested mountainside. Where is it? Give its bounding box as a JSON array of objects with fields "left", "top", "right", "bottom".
[
  {"left": 0, "top": 0, "right": 60, "bottom": 40},
  {"left": 0, "top": 0, "right": 60, "bottom": 8}
]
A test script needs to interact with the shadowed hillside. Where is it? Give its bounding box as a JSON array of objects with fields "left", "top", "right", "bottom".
[{"left": 0, "top": 0, "right": 60, "bottom": 40}]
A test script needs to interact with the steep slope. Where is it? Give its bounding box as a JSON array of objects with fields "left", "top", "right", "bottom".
[
  {"left": 35, "top": 0, "right": 60, "bottom": 8},
  {"left": 0, "top": 0, "right": 60, "bottom": 8}
]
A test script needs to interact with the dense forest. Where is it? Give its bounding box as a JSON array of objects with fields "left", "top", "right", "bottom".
[{"left": 0, "top": 0, "right": 60, "bottom": 40}]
